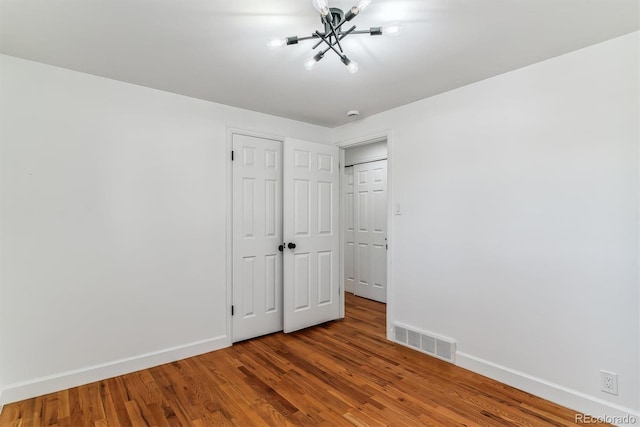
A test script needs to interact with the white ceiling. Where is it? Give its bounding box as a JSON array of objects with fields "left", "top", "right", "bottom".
[{"left": 1, "top": 0, "right": 638, "bottom": 127}]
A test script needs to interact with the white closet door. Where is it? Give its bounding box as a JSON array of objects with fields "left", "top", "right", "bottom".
[
  {"left": 354, "top": 160, "right": 387, "bottom": 303},
  {"left": 283, "top": 138, "right": 341, "bottom": 333},
  {"left": 232, "top": 134, "right": 283, "bottom": 342},
  {"left": 343, "top": 166, "right": 356, "bottom": 293}
]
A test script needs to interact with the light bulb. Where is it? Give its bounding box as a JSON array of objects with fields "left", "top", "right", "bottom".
[
  {"left": 305, "top": 51, "right": 324, "bottom": 70},
  {"left": 346, "top": 6, "right": 359, "bottom": 21},
  {"left": 304, "top": 57, "right": 318, "bottom": 70},
  {"left": 346, "top": 60, "right": 359, "bottom": 74},
  {"left": 312, "top": 0, "right": 330, "bottom": 16},
  {"left": 341, "top": 56, "right": 359, "bottom": 73},
  {"left": 266, "top": 38, "right": 286, "bottom": 48},
  {"left": 382, "top": 23, "right": 402, "bottom": 36},
  {"left": 356, "top": 0, "right": 372, "bottom": 12}
]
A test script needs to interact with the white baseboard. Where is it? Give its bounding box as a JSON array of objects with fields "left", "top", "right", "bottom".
[
  {"left": 0, "top": 335, "right": 230, "bottom": 407},
  {"left": 456, "top": 352, "right": 639, "bottom": 426}
]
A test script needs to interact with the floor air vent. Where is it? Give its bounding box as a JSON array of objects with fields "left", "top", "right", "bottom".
[{"left": 393, "top": 323, "right": 456, "bottom": 363}]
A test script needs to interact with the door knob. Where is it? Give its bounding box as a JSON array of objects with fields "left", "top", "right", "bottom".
[
  {"left": 278, "top": 244, "right": 284, "bottom": 252},
  {"left": 288, "top": 242, "right": 296, "bottom": 249}
]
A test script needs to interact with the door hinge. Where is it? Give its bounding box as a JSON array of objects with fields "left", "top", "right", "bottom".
[
  {"left": 386, "top": 244, "right": 388, "bottom": 250},
  {"left": 231, "top": 305, "right": 235, "bottom": 316},
  {"left": 231, "top": 150, "right": 235, "bottom": 161}
]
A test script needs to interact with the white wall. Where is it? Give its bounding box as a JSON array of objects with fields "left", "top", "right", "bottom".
[
  {"left": 1, "top": 32, "right": 638, "bottom": 421},
  {"left": 0, "top": 258, "right": 4, "bottom": 411},
  {"left": 333, "top": 32, "right": 640, "bottom": 418},
  {"left": 0, "top": 54, "right": 330, "bottom": 405}
]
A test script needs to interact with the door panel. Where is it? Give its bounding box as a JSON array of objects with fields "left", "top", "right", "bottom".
[
  {"left": 358, "top": 243, "right": 369, "bottom": 285},
  {"left": 373, "top": 244, "right": 386, "bottom": 290},
  {"left": 317, "top": 251, "right": 333, "bottom": 305},
  {"left": 283, "top": 138, "right": 340, "bottom": 333},
  {"left": 232, "top": 134, "right": 283, "bottom": 342},
  {"left": 293, "top": 252, "right": 310, "bottom": 310},
  {"left": 265, "top": 180, "right": 278, "bottom": 237},
  {"left": 358, "top": 191, "right": 368, "bottom": 232},
  {"left": 353, "top": 159, "right": 387, "bottom": 303},
  {"left": 294, "top": 180, "right": 310, "bottom": 235},
  {"left": 318, "top": 182, "right": 333, "bottom": 234},
  {"left": 343, "top": 166, "right": 356, "bottom": 293},
  {"left": 265, "top": 254, "right": 277, "bottom": 312}
]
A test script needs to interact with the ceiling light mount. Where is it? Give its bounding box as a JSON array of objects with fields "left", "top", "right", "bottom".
[
  {"left": 324, "top": 8, "right": 345, "bottom": 34},
  {"left": 268, "top": 0, "right": 401, "bottom": 73}
]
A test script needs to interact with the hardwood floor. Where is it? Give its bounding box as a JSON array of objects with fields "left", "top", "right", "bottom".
[{"left": 1, "top": 294, "right": 605, "bottom": 426}]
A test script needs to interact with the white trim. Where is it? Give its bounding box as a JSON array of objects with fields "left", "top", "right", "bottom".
[
  {"left": 339, "top": 148, "right": 347, "bottom": 319},
  {"left": 336, "top": 132, "right": 388, "bottom": 149},
  {"left": 226, "top": 127, "right": 283, "bottom": 143},
  {"left": 226, "top": 127, "right": 234, "bottom": 344},
  {"left": 0, "top": 335, "right": 230, "bottom": 407},
  {"left": 637, "top": 61, "right": 640, "bottom": 427},
  {"left": 0, "top": 387, "right": 4, "bottom": 415},
  {"left": 385, "top": 132, "right": 394, "bottom": 341},
  {"left": 335, "top": 130, "right": 394, "bottom": 340},
  {"left": 456, "top": 352, "right": 640, "bottom": 424}
]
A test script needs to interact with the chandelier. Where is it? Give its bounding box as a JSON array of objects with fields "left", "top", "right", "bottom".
[{"left": 268, "top": 0, "right": 401, "bottom": 73}]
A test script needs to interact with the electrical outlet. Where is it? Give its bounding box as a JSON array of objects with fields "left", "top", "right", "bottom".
[{"left": 600, "top": 370, "right": 618, "bottom": 395}]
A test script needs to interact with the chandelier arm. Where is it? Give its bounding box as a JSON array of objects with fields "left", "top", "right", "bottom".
[
  {"left": 324, "top": 16, "right": 344, "bottom": 53},
  {"left": 332, "top": 16, "right": 350, "bottom": 32},
  {"left": 295, "top": 34, "right": 323, "bottom": 42},
  {"left": 311, "top": 38, "right": 325, "bottom": 50},
  {"left": 339, "top": 24, "right": 358, "bottom": 38},
  {"left": 314, "top": 27, "right": 358, "bottom": 62},
  {"left": 312, "top": 24, "right": 356, "bottom": 50},
  {"left": 314, "top": 30, "right": 345, "bottom": 59}
]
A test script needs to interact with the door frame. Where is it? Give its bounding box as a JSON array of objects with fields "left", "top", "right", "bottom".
[
  {"left": 226, "top": 127, "right": 285, "bottom": 343},
  {"left": 337, "top": 130, "right": 394, "bottom": 340}
]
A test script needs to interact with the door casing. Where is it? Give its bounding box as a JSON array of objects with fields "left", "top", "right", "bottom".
[{"left": 337, "top": 131, "right": 394, "bottom": 340}]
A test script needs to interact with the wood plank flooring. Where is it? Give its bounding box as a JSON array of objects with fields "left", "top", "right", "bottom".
[{"left": 1, "top": 294, "right": 606, "bottom": 426}]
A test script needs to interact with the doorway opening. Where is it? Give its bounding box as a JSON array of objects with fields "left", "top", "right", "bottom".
[{"left": 339, "top": 135, "right": 391, "bottom": 338}]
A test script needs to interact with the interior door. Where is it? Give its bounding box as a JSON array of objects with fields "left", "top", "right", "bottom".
[
  {"left": 354, "top": 159, "right": 387, "bottom": 303},
  {"left": 232, "top": 134, "right": 283, "bottom": 342},
  {"left": 283, "top": 138, "right": 341, "bottom": 333}
]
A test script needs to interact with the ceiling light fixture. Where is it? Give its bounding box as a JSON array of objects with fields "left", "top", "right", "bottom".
[{"left": 268, "top": 0, "right": 401, "bottom": 73}]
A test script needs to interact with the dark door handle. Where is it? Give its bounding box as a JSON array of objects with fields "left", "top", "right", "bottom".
[
  {"left": 278, "top": 244, "right": 284, "bottom": 252},
  {"left": 288, "top": 242, "right": 296, "bottom": 250}
]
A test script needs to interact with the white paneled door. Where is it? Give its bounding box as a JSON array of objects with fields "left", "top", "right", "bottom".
[
  {"left": 283, "top": 138, "right": 341, "bottom": 333},
  {"left": 353, "top": 160, "right": 387, "bottom": 303},
  {"left": 232, "top": 134, "right": 283, "bottom": 342},
  {"left": 233, "top": 134, "right": 340, "bottom": 341}
]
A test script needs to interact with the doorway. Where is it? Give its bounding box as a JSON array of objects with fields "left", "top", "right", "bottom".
[{"left": 341, "top": 138, "right": 389, "bottom": 304}]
